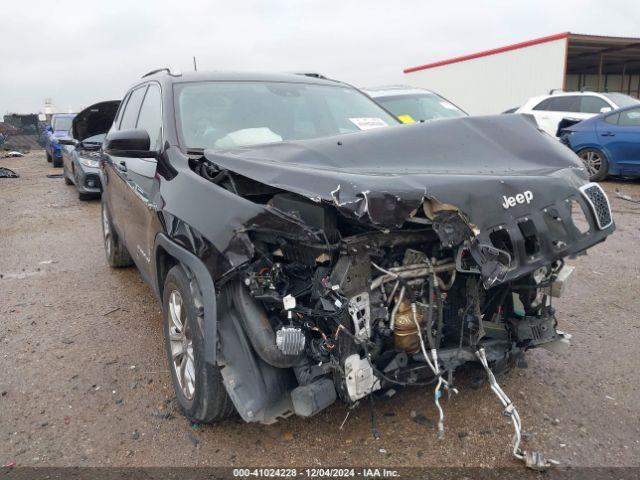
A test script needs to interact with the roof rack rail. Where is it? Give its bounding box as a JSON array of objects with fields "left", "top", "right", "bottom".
[
  {"left": 294, "top": 72, "right": 328, "bottom": 79},
  {"left": 141, "top": 67, "right": 182, "bottom": 78}
]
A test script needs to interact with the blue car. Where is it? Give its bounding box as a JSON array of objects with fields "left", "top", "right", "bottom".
[
  {"left": 561, "top": 104, "right": 640, "bottom": 181},
  {"left": 44, "top": 113, "right": 75, "bottom": 167}
]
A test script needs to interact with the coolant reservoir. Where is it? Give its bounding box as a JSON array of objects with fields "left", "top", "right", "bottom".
[{"left": 394, "top": 299, "right": 423, "bottom": 353}]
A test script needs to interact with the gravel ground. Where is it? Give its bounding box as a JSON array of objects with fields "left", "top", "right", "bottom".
[{"left": 1, "top": 151, "right": 639, "bottom": 469}]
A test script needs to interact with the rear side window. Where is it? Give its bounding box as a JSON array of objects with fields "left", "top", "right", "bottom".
[
  {"left": 119, "top": 86, "right": 147, "bottom": 130},
  {"left": 136, "top": 84, "right": 163, "bottom": 150},
  {"left": 546, "top": 96, "right": 581, "bottom": 113},
  {"left": 618, "top": 108, "right": 640, "bottom": 127},
  {"left": 580, "top": 96, "right": 610, "bottom": 114},
  {"left": 532, "top": 98, "right": 553, "bottom": 111}
]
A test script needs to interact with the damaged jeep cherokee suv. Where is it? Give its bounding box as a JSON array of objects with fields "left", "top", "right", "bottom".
[{"left": 101, "top": 70, "right": 613, "bottom": 468}]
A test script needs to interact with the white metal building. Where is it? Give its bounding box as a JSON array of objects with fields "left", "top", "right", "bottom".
[{"left": 403, "top": 33, "right": 640, "bottom": 115}]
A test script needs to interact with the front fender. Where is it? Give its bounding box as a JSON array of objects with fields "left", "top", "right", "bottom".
[{"left": 154, "top": 233, "right": 218, "bottom": 365}]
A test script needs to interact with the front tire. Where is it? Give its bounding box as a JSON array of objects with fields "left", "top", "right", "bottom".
[
  {"left": 578, "top": 148, "right": 609, "bottom": 182},
  {"left": 163, "top": 265, "right": 235, "bottom": 423},
  {"left": 63, "top": 164, "right": 73, "bottom": 185},
  {"left": 101, "top": 199, "right": 133, "bottom": 267}
]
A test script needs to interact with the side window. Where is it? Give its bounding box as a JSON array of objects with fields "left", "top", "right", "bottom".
[
  {"left": 580, "top": 96, "right": 610, "bottom": 114},
  {"left": 532, "top": 98, "right": 553, "bottom": 111},
  {"left": 119, "top": 86, "right": 147, "bottom": 130},
  {"left": 112, "top": 95, "right": 128, "bottom": 130},
  {"left": 604, "top": 113, "right": 620, "bottom": 125},
  {"left": 547, "top": 96, "right": 580, "bottom": 113},
  {"left": 136, "top": 84, "right": 163, "bottom": 151},
  {"left": 618, "top": 108, "right": 640, "bottom": 127}
]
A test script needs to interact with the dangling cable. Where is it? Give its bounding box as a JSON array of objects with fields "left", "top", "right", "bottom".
[{"left": 475, "top": 348, "right": 558, "bottom": 470}]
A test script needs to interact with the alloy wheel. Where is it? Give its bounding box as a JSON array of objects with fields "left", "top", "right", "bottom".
[
  {"left": 168, "top": 290, "right": 196, "bottom": 400},
  {"left": 580, "top": 150, "right": 602, "bottom": 178}
]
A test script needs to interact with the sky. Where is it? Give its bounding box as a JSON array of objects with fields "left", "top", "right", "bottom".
[{"left": 1, "top": 0, "right": 639, "bottom": 116}]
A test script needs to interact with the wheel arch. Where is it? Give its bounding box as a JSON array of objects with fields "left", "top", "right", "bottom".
[{"left": 154, "top": 233, "right": 218, "bottom": 365}]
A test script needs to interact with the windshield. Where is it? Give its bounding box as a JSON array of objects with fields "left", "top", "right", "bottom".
[
  {"left": 82, "top": 133, "right": 106, "bottom": 144},
  {"left": 374, "top": 93, "right": 466, "bottom": 123},
  {"left": 52, "top": 117, "right": 73, "bottom": 132},
  {"left": 175, "top": 81, "right": 398, "bottom": 150},
  {"left": 602, "top": 93, "right": 640, "bottom": 108}
]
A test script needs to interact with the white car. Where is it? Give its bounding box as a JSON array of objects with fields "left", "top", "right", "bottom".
[
  {"left": 515, "top": 91, "right": 639, "bottom": 137},
  {"left": 363, "top": 86, "right": 467, "bottom": 123}
]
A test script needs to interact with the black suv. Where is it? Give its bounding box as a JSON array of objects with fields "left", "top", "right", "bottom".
[{"left": 101, "top": 69, "right": 613, "bottom": 464}]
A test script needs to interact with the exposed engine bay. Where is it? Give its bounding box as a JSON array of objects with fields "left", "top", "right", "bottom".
[
  {"left": 184, "top": 115, "right": 615, "bottom": 470},
  {"left": 214, "top": 190, "right": 579, "bottom": 470}
]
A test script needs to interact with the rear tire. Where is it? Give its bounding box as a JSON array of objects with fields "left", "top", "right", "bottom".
[
  {"left": 79, "top": 192, "right": 93, "bottom": 201},
  {"left": 46, "top": 150, "right": 52, "bottom": 163},
  {"left": 101, "top": 199, "right": 133, "bottom": 267},
  {"left": 578, "top": 148, "right": 609, "bottom": 182},
  {"left": 163, "top": 265, "right": 235, "bottom": 423}
]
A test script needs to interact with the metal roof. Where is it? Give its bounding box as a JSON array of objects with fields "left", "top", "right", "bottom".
[
  {"left": 404, "top": 32, "right": 640, "bottom": 76},
  {"left": 567, "top": 33, "right": 640, "bottom": 75}
]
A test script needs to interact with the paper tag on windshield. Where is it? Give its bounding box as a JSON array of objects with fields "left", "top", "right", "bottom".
[
  {"left": 397, "top": 114, "right": 415, "bottom": 124},
  {"left": 349, "top": 117, "right": 388, "bottom": 130}
]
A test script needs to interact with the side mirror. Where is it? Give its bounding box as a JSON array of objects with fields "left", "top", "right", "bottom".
[
  {"left": 46, "top": 125, "right": 53, "bottom": 132},
  {"left": 600, "top": 107, "right": 612, "bottom": 114},
  {"left": 104, "top": 129, "right": 157, "bottom": 158}
]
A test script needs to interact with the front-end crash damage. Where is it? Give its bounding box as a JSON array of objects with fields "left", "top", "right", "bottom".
[{"left": 183, "top": 115, "right": 613, "bottom": 469}]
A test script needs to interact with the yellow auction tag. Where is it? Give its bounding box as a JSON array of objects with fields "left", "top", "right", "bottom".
[{"left": 397, "top": 114, "right": 415, "bottom": 124}]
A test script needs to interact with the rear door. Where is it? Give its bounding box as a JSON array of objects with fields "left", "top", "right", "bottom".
[
  {"left": 102, "top": 86, "right": 147, "bottom": 245},
  {"left": 598, "top": 107, "right": 640, "bottom": 172},
  {"left": 532, "top": 96, "right": 581, "bottom": 136},
  {"left": 122, "top": 83, "right": 163, "bottom": 280}
]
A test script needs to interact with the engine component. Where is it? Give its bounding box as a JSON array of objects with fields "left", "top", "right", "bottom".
[
  {"left": 348, "top": 292, "right": 371, "bottom": 340},
  {"left": 272, "top": 192, "right": 338, "bottom": 241},
  {"left": 232, "top": 282, "right": 306, "bottom": 368},
  {"left": 550, "top": 265, "right": 575, "bottom": 298},
  {"left": 511, "top": 315, "right": 556, "bottom": 345},
  {"left": 291, "top": 378, "right": 337, "bottom": 417},
  {"left": 330, "top": 254, "right": 371, "bottom": 297},
  {"left": 343, "top": 354, "right": 380, "bottom": 402},
  {"left": 393, "top": 299, "right": 423, "bottom": 353},
  {"left": 276, "top": 327, "right": 306, "bottom": 355}
]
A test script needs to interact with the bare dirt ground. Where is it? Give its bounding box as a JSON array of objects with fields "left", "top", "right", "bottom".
[{"left": 1, "top": 151, "right": 639, "bottom": 469}]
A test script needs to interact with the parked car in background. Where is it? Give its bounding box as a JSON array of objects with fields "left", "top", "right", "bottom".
[
  {"left": 58, "top": 101, "right": 120, "bottom": 200},
  {"left": 560, "top": 104, "right": 640, "bottom": 181},
  {"left": 515, "top": 91, "right": 639, "bottom": 138},
  {"left": 44, "top": 113, "right": 75, "bottom": 166},
  {"left": 363, "top": 85, "right": 466, "bottom": 123}
]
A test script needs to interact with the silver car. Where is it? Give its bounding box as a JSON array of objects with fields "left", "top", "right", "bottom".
[
  {"left": 59, "top": 101, "right": 120, "bottom": 200},
  {"left": 363, "top": 85, "right": 466, "bottom": 123}
]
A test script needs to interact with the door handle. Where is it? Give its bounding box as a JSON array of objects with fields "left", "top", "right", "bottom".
[
  {"left": 115, "top": 161, "right": 127, "bottom": 172},
  {"left": 600, "top": 132, "right": 615, "bottom": 137}
]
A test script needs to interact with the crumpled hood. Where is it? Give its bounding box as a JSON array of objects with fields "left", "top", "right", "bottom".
[{"left": 204, "top": 114, "right": 589, "bottom": 232}]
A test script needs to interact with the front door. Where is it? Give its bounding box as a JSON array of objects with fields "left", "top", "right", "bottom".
[
  {"left": 598, "top": 107, "right": 640, "bottom": 173},
  {"left": 120, "top": 83, "right": 163, "bottom": 281}
]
